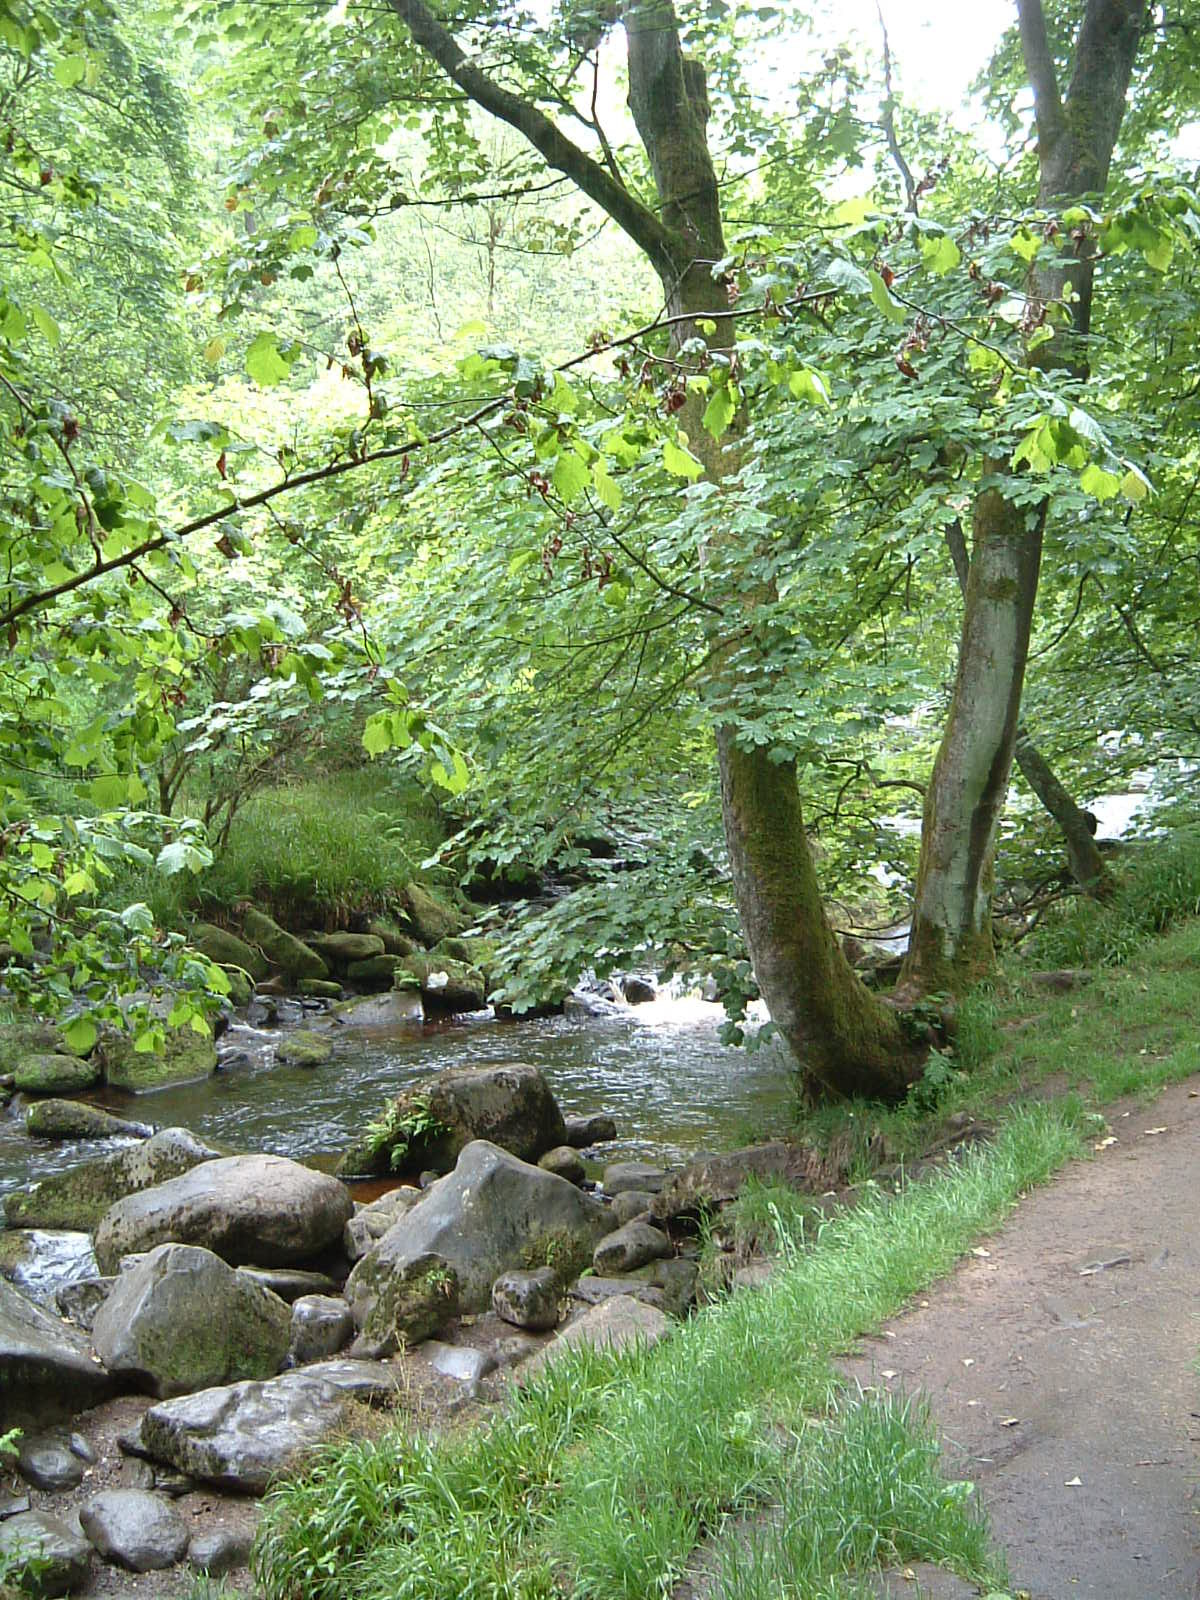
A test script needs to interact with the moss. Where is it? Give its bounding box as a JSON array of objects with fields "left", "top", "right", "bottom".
[
  {"left": 357, "top": 1254, "right": 459, "bottom": 1352},
  {"left": 276, "top": 1030, "right": 334, "bottom": 1068},
  {"left": 520, "top": 1227, "right": 594, "bottom": 1286},
  {"left": 13, "top": 1053, "right": 99, "bottom": 1095},
  {"left": 100, "top": 1026, "right": 217, "bottom": 1092}
]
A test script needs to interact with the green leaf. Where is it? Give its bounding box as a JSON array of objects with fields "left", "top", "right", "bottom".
[
  {"left": 663, "top": 439, "right": 704, "bottom": 480},
  {"left": 120, "top": 901, "right": 154, "bottom": 933},
  {"left": 921, "top": 233, "right": 961, "bottom": 276},
  {"left": 89, "top": 774, "right": 128, "bottom": 809},
  {"left": 592, "top": 461, "right": 622, "bottom": 512},
  {"left": 1080, "top": 463, "right": 1121, "bottom": 501},
  {"left": 1120, "top": 465, "right": 1152, "bottom": 502},
  {"left": 53, "top": 54, "right": 87, "bottom": 87},
  {"left": 31, "top": 305, "right": 60, "bottom": 346},
  {"left": 1010, "top": 227, "right": 1041, "bottom": 263},
  {"left": 788, "top": 369, "right": 830, "bottom": 406},
  {"left": 62, "top": 1016, "right": 97, "bottom": 1054},
  {"left": 824, "top": 257, "right": 871, "bottom": 296},
  {"left": 245, "top": 331, "right": 298, "bottom": 386},
  {"left": 868, "top": 270, "right": 907, "bottom": 324},
  {"left": 156, "top": 839, "right": 212, "bottom": 875},
  {"left": 702, "top": 381, "right": 737, "bottom": 441},
  {"left": 508, "top": 549, "right": 538, "bottom": 576},
  {"left": 551, "top": 449, "right": 590, "bottom": 503}
]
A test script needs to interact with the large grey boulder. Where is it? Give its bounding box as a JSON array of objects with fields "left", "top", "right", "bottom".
[
  {"left": 346, "top": 1141, "right": 611, "bottom": 1336},
  {"left": 0, "top": 1510, "right": 91, "bottom": 1596},
  {"left": 0, "top": 1279, "right": 113, "bottom": 1427},
  {"left": 92, "top": 1244, "right": 291, "bottom": 1397},
  {"left": 13, "top": 1054, "right": 99, "bottom": 1096},
  {"left": 136, "top": 1368, "right": 386, "bottom": 1493},
  {"left": 3, "top": 1127, "right": 218, "bottom": 1233},
  {"left": 94, "top": 1154, "right": 352, "bottom": 1274},
  {"left": 593, "top": 1220, "right": 671, "bottom": 1276},
  {"left": 337, "top": 1063, "right": 567, "bottom": 1179},
  {"left": 79, "top": 1490, "right": 189, "bottom": 1572}
]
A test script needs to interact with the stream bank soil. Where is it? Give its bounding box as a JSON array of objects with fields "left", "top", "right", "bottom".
[{"left": 843, "top": 1078, "right": 1200, "bottom": 1599}]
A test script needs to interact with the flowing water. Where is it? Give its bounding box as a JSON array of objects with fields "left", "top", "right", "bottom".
[{"left": 0, "top": 996, "right": 798, "bottom": 1206}]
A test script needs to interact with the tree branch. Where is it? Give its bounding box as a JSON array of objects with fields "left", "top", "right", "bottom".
[{"left": 1016, "top": 0, "right": 1065, "bottom": 158}]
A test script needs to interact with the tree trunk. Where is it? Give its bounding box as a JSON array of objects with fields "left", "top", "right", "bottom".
[{"left": 902, "top": 0, "right": 1143, "bottom": 993}]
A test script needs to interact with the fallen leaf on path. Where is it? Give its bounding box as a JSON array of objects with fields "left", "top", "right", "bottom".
[
  {"left": 1065, "top": 1476, "right": 1082, "bottom": 1486},
  {"left": 881, "top": 1369, "right": 898, "bottom": 1379},
  {"left": 1000, "top": 1417, "right": 1020, "bottom": 1427},
  {"left": 1093, "top": 1136, "right": 1117, "bottom": 1149},
  {"left": 1144, "top": 1126, "right": 1168, "bottom": 1135},
  {"left": 962, "top": 1357, "right": 975, "bottom": 1367},
  {"left": 971, "top": 1247, "right": 991, "bottom": 1258}
]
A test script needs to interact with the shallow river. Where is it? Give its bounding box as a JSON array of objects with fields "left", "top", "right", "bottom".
[{"left": 0, "top": 996, "right": 797, "bottom": 1202}]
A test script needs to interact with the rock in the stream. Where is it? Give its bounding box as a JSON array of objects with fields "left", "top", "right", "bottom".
[
  {"left": 98, "top": 1023, "right": 218, "bottom": 1093},
  {"left": 17, "top": 1433, "right": 85, "bottom": 1491},
  {"left": 275, "top": 1030, "right": 333, "bottom": 1068},
  {"left": 346, "top": 1141, "right": 610, "bottom": 1341},
  {"left": 0, "top": 1278, "right": 113, "bottom": 1427},
  {"left": 3, "top": 1127, "right": 219, "bottom": 1232},
  {"left": 306, "top": 932, "right": 385, "bottom": 968},
  {"left": 345, "top": 954, "right": 408, "bottom": 986},
  {"left": 0, "top": 1228, "right": 97, "bottom": 1298},
  {"left": 188, "top": 1523, "right": 256, "bottom": 1577},
  {"left": 297, "top": 978, "right": 343, "bottom": 1000},
  {"left": 621, "top": 975, "right": 657, "bottom": 1004},
  {"left": 54, "top": 1276, "right": 114, "bottom": 1332},
  {"left": 189, "top": 923, "right": 269, "bottom": 981},
  {"left": 400, "top": 883, "right": 466, "bottom": 946},
  {"left": 524, "top": 1295, "right": 671, "bottom": 1377},
  {"left": 136, "top": 1368, "right": 381, "bottom": 1493},
  {"left": 79, "top": 1490, "right": 189, "bottom": 1572},
  {"left": 0, "top": 1021, "right": 74, "bottom": 1074},
  {"left": 92, "top": 1244, "right": 291, "bottom": 1397},
  {"left": 538, "top": 1146, "right": 585, "bottom": 1184},
  {"left": 94, "top": 1153, "right": 352, "bottom": 1274},
  {"left": 593, "top": 1220, "right": 671, "bottom": 1276},
  {"left": 563, "top": 1113, "right": 617, "bottom": 1148},
  {"left": 328, "top": 990, "right": 425, "bottom": 1028},
  {"left": 288, "top": 1295, "right": 354, "bottom": 1365},
  {"left": 242, "top": 909, "right": 329, "bottom": 982},
  {"left": 343, "top": 1188, "right": 422, "bottom": 1261},
  {"left": 13, "top": 1055, "right": 99, "bottom": 1096},
  {"left": 491, "top": 1267, "right": 560, "bottom": 1331},
  {"left": 25, "top": 1100, "right": 152, "bottom": 1142},
  {"left": 0, "top": 1510, "right": 92, "bottom": 1596},
  {"left": 393, "top": 955, "right": 486, "bottom": 1013},
  {"left": 648, "top": 1140, "right": 841, "bottom": 1225},
  {"left": 338, "top": 1062, "right": 567, "bottom": 1179},
  {"left": 603, "top": 1161, "right": 668, "bottom": 1196}
]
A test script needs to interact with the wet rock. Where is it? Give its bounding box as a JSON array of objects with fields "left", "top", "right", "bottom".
[
  {"left": 648, "top": 1141, "right": 841, "bottom": 1225},
  {"left": 611, "top": 1190, "right": 656, "bottom": 1227},
  {"left": 17, "top": 1433, "right": 85, "bottom": 1491},
  {"left": 538, "top": 1146, "right": 585, "bottom": 1184},
  {"left": 328, "top": 990, "right": 424, "bottom": 1028},
  {"left": 343, "top": 1188, "right": 422, "bottom": 1261},
  {"left": 630, "top": 1257, "right": 699, "bottom": 1316},
  {"left": 621, "top": 976, "right": 657, "bottom": 1004},
  {"left": 337, "top": 1062, "right": 567, "bottom": 1180},
  {"left": 562, "top": 990, "right": 622, "bottom": 1019},
  {"left": 236, "top": 1266, "right": 339, "bottom": 1303},
  {"left": 299, "top": 1358, "right": 402, "bottom": 1400},
  {"left": 395, "top": 955, "right": 486, "bottom": 1014},
  {"left": 26, "top": 1100, "right": 152, "bottom": 1142},
  {"left": 80, "top": 1489, "right": 189, "bottom": 1572},
  {"left": 189, "top": 923, "right": 269, "bottom": 981},
  {"left": 0, "top": 1279, "right": 113, "bottom": 1427},
  {"left": 94, "top": 1153, "right": 352, "bottom": 1273},
  {"left": 242, "top": 909, "right": 329, "bottom": 983},
  {"left": 524, "top": 1295, "right": 671, "bottom": 1376},
  {"left": 4, "top": 1128, "right": 219, "bottom": 1233},
  {"left": 346, "top": 1254, "right": 459, "bottom": 1357},
  {"left": 603, "top": 1161, "right": 667, "bottom": 1196},
  {"left": 288, "top": 1295, "right": 353, "bottom": 1365},
  {"left": 0, "top": 1509, "right": 91, "bottom": 1595},
  {"left": 188, "top": 1523, "right": 255, "bottom": 1576},
  {"left": 421, "top": 1341, "right": 497, "bottom": 1385},
  {"left": 275, "top": 1030, "right": 334, "bottom": 1068},
  {"left": 69, "top": 1434, "right": 96, "bottom": 1464},
  {"left": 400, "top": 883, "right": 466, "bottom": 947},
  {"left": 0, "top": 1228, "right": 97, "bottom": 1302},
  {"left": 366, "top": 920, "right": 421, "bottom": 958},
  {"left": 0, "top": 1021, "right": 73, "bottom": 1075},
  {"left": 137, "top": 1371, "right": 360, "bottom": 1493},
  {"left": 13, "top": 1055, "right": 99, "bottom": 1096},
  {"left": 98, "top": 1023, "right": 217, "bottom": 1093},
  {"left": 492, "top": 1266, "right": 560, "bottom": 1331},
  {"left": 219, "top": 966, "right": 255, "bottom": 1008},
  {"left": 307, "top": 932, "right": 386, "bottom": 968},
  {"left": 92, "top": 1243, "right": 291, "bottom": 1397},
  {"left": 563, "top": 1113, "right": 617, "bottom": 1148},
  {"left": 594, "top": 1220, "right": 671, "bottom": 1276},
  {"left": 346, "top": 1142, "right": 610, "bottom": 1331},
  {"left": 297, "top": 978, "right": 343, "bottom": 1000},
  {"left": 345, "top": 955, "right": 408, "bottom": 986},
  {"left": 0, "top": 1490, "right": 31, "bottom": 1519},
  {"left": 568, "top": 1276, "right": 668, "bottom": 1312}
]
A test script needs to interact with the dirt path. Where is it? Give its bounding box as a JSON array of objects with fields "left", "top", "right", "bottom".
[{"left": 843, "top": 1080, "right": 1200, "bottom": 1599}]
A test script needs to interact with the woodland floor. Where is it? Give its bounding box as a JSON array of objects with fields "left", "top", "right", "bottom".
[{"left": 841, "top": 1077, "right": 1200, "bottom": 1599}]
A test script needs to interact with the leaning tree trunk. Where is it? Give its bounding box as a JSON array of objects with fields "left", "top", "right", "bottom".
[{"left": 901, "top": 0, "right": 1144, "bottom": 994}]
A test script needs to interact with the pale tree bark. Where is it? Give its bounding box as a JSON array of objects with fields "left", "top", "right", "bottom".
[
  {"left": 901, "top": 0, "right": 1144, "bottom": 993},
  {"left": 389, "top": 0, "right": 915, "bottom": 1098}
]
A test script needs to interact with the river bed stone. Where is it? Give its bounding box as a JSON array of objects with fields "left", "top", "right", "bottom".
[
  {"left": 80, "top": 1489, "right": 189, "bottom": 1571},
  {"left": 0, "top": 1278, "right": 113, "bottom": 1426},
  {"left": 593, "top": 1219, "right": 672, "bottom": 1275},
  {"left": 0, "top": 1509, "right": 91, "bottom": 1596},
  {"left": 4, "top": 1127, "right": 219, "bottom": 1233}
]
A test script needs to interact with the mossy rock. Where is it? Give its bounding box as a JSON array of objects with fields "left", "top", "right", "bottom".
[
  {"left": 221, "top": 965, "right": 255, "bottom": 1008},
  {"left": 26, "top": 1099, "right": 152, "bottom": 1141},
  {"left": 400, "top": 884, "right": 466, "bottom": 947},
  {"left": 0, "top": 1021, "right": 73, "bottom": 1074},
  {"left": 13, "top": 1053, "right": 99, "bottom": 1096},
  {"left": 344, "top": 954, "right": 405, "bottom": 986},
  {"left": 99, "top": 1026, "right": 218, "bottom": 1093},
  {"left": 366, "top": 920, "right": 420, "bottom": 958},
  {"left": 307, "top": 933, "right": 385, "bottom": 968},
  {"left": 275, "top": 1030, "right": 334, "bottom": 1068},
  {"left": 430, "top": 936, "right": 497, "bottom": 982},
  {"left": 189, "top": 922, "right": 269, "bottom": 981},
  {"left": 298, "top": 979, "right": 343, "bottom": 999},
  {"left": 393, "top": 955, "right": 486, "bottom": 1013},
  {"left": 352, "top": 1252, "right": 459, "bottom": 1355},
  {"left": 3, "top": 1126, "right": 218, "bottom": 1231},
  {"left": 242, "top": 909, "right": 329, "bottom": 982}
]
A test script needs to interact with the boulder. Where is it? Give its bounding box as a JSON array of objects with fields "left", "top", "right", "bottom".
[
  {"left": 17, "top": 1433, "right": 84, "bottom": 1491},
  {"left": 337, "top": 1063, "right": 567, "bottom": 1180},
  {"left": 491, "top": 1267, "right": 560, "bottom": 1331},
  {"left": 55, "top": 1277, "right": 114, "bottom": 1332},
  {"left": 92, "top": 1244, "right": 291, "bottom": 1397},
  {"left": 345, "top": 954, "right": 407, "bottom": 986},
  {"left": 94, "top": 1154, "right": 352, "bottom": 1274},
  {"left": 563, "top": 1113, "right": 617, "bottom": 1148},
  {"left": 98, "top": 1025, "right": 217, "bottom": 1093},
  {"left": 0, "top": 1021, "right": 73, "bottom": 1075},
  {"left": 347, "top": 1254, "right": 459, "bottom": 1356},
  {"left": 306, "top": 932, "right": 385, "bottom": 968},
  {"left": 603, "top": 1161, "right": 668, "bottom": 1196},
  {"left": 538, "top": 1146, "right": 585, "bottom": 1184},
  {"left": 568, "top": 1276, "right": 667, "bottom": 1312},
  {"left": 593, "top": 1220, "right": 671, "bottom": 1276},
  {"left": 346, "top": 1142, "right": 610, "bottom": 1333},
  {"left": 137, "top": 1370, "right": 366, "bottom": 1493},
  {"left": 242, "top": 909, "right": 329, "bottom": 982},
  {"left": 648, "top": 1141, "right": 842, "bottom": 1225},
  {"left": 0, "top": 1510, "right": 91, "bottom": 1596},
  {"left": 420, "top": 1341, "right": 495, "bottom": 1385},
  {"left": 621, "top": 976, "right": 657, "bottom": 1005},
  {"left": 236, "top": 1266, "right": 338, "bottom": 1304},
  {"left": 523, "top": 1295, "right": 671, "bottom": 1377},
  {"left": 188, "top": 923, "right": 269, "bottom": 982},
  {"left": 343, "top": 1188, "right": 422, "bottom": 1261},
  {"left": 188, "top": 1524, "right": 255, "bottom": 1577},
  {"left": 288, "top": 1295, "right": 353, "bottom": 1365},
  {"left": 221, "top": 966, "right": 255, "bottom": 1008},
  {"left": 297, "top": 979, "right": 343, "bottom": 1000},
  {"left": 275, "top": 1030, "right": 333, "bottom": 1068},
  {"left": 328, "top": 990, "right": 424, "bottom": 1028},
  {"left": 629, "top": 1257, "right": 699, "bottom": 1317},
  {"left": 79, "top": 1490, "right": 189, "bottom": 1572},
  {"left": 366, "top": 919, "right": 420, "bottom": 956},
  {"left": 14, "top": 1054, "right": 100, "bottom": 1096},
  {"left": 26, "top": 1100, "right": 152, "bottom": 1142},
  {"left": 400, "top": 883, "right": 465, "bottom": 947},
  {"left": 611, "top": 1190, "right": 656, "bottom": 1227},
  {"left": 0, "top": 1279, "right": 113, "bottom": 1427},
  {"left": 4, "top": 1128, "right": 219, "bottom": 1233}
]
